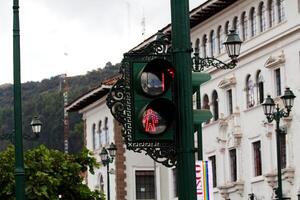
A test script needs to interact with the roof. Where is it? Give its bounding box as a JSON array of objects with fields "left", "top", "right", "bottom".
[
  {"left": 132, "top": 0, "right": 239, "bottom": 50},
  {"left": 66, "top": 76, "right": 119, "bottom": 112}
]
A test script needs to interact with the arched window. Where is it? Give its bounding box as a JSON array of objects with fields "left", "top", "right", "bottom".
[
  {"left": 232, "top": 16, "right": 239, "bottom": 34},
  {"left": 104, "top": 117, "right": 109, "bottom": 145},
  {"left": 268, "top": 0, "right": 275, "bottom": 27},
  {"left": 259, "top": 2, "right": 266, "bottom": 32},
  {"left": 246, "top": 75, "right": 255, "bottom": 108},
  {"left": 224, "top": 21, "right": 230, "bottom": 35},
  {"left": 250, "top": 7, "right": 257, "bottom": 37},
  {"left": 92, "top": 123, "right": 96, "bottom": 150},
  {"left": 98, "top": 120, "right": 102, "bottom": 147},
  {"left": 97, "top": 173, "right": 104, "bottom": 192},
  {"left": 195, "top": 38, "right": 200, "bottom": 51},
  {"left": 256, "top": 70, "right": 264, "bottom": 104},
  {"left": 277, "top": 0, "right": 285, "bottom": 23},
  {"left": 210, "top": 30, "right": 215, "bottom": 57},
  {"left": 202, "top": 35, "right": 207, "bottom": 58},
  {"left": 203, "top": 94, "right": 210, "bottom": 124},
  {"left": 241, "top": 12, "right": 248, "bottom": 41},
  {"left": 212, "top": 90, "right": 219, "bottom": 121},
  {"left": 217, "top": 26, "right": 223, "bottom": 54}
]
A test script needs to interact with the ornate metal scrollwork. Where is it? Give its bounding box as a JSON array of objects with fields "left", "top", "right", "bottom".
[
  {"left": 106, "top": 32, "right": 177, "bottom": 167},
  {"left": 191, "top": 45, "right": 236, "bottom": 72}
]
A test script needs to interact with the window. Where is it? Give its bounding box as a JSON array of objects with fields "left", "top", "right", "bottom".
[
  {"left": 92, "top": 123, "right": 96, "bottom": 150},
  {"left": 98, "top": 120, "right": 102, "bottom": 147},
  {"left": 209, "top": 155, "right": 217, "bottom": 187},
  {"left": 232, "top": 16, "right": 239, "bottom": 34},
  {"left": 229, "top": 149, "right": 237, "bottom": 182},
  {"left": 253, "top": 141, "right": 262, "bottom": 176},
  {"left": 275, "top": 68, "right": 281, "bottom": 96},
  {"left": 135, "top": 170, "right": 155, "bottom": 200},
  {"left": 194, "top": 38, "right": 200, "bottom": 54},
  {"left": 250, "top": 7, "right": 257, "bottom": 37},
  {"left": 256, "top": 71, "right": 264, "bottom": 104},
  {"left": 259, "top": 2, "right": 266, "bottom": 32},
  {"left": 212, "top": 90, "right": 219, "bottom": 121},
  {"left": 227, "top": 89, "right": 233, "bottom": 115},
  {"left": 217, "top": 26, "right": 223, "bottom": 54},
  {"left": 104, "top": 117, "right": 109, "bottom": 145},
  {"left": 224, "top": 21, "right": 230, "bottom": 35},
  {"left": 210, "top": 30, "right": 216, "bottom": 57},
  {"left": 268, "top": 0, "right": 275, "bottom": 27},
  {"left": 172, "top": 168, "right": 178, "bottom": 198},
  {"left": 241, "top": 12, "right": 248, "bottom": 41},
  {"left": 203, "top": 94, "right": 210, "bottom": 124},
  {"left": 202, "top": 35, "right": 208, "bottom": 57},
  {"left": 277, "top": 0, "right": 285, "bottom": 23},
  {"left": 279, "top": 128, "right": 287, "bottom": 169},
  {"left": 97, "top": 174, "right": 104, "bottom": 191},
  {"left": 246, "top": 75, "right": 255, "bottom": 108}
]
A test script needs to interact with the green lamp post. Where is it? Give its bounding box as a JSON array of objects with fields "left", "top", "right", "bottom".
[
  {"left": 100, "top": 143, "right": 117, "bottom": 200},
  {"left": 262, "top": 88, "right": 296, "bottom": 200}
]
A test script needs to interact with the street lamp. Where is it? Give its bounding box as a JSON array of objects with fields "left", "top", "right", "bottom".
[
  {"left": 30, "top": 116, "right": 43, "bottom": 137},
  {"left": 262, "top": 88, "right": 296, "bottom": 200},
  {"left": 100, "top": 142, "right": 117, "bottom": 200},
  {"left": 192, "top": 29, "right": 242, "bottom": 161}
]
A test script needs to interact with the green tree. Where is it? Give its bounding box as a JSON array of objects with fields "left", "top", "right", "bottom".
[{"left": 0, "top": 145, "right": 105, "bottom": 200}]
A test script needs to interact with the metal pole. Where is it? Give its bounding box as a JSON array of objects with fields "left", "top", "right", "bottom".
[
  {"left": 170, "top": 0, "right": 197, "bottom": 199},
  {"left": 196, "top": 90, "right": 203, "bottom": 160},
  {"left": 13, "top": 0, "right": 25, "bottom": 199},
  {"left": 107, "top": 163, "right": 110, "bottom": 200},
  {"left": 275, "top": 108, "right": 283, "bottom": 200}
]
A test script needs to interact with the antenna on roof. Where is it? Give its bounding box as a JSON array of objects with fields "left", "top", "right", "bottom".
[{"left": 141, "top": 9, "right": 146, "bottom": 37}]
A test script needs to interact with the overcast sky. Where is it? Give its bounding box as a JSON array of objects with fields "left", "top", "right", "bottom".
[{"left": 0, "top": 0, "right": 204, "bottom": 84}]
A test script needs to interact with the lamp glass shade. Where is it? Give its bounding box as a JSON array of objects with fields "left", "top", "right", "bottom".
[
  {"left": 262, "top": 95, "right": 275, "bottom": 116},
  {"left": 30, "top": 116, "right": 42, "bottom": 135},
  {"left": 107, "top": 142, "right": 117, "bottom": 158},
  {"left": 223, "top": 30, "right": 242, "bottom": 59},
  {"left": 281, "top": 87, "right": 296, "bottom": 110},
  {"left": 100, "top": 148, "right": 108, "bottom": 162}
]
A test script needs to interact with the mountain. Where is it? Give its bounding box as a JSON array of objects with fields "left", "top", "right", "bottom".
[{"left": 0, "top": 62, "right": 120, "bottom": 153}]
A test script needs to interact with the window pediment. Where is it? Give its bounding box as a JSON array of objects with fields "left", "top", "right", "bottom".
[
  {"left": 218, "top": 76, "right": 236, "bottom": 89},
  {"left": 264, "top": 51, "right": 285, "bottom": 69}
]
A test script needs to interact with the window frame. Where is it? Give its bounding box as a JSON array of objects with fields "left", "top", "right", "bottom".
[
  {"left": 229, "top": 148, "right": 237, "bottom": 182},
  {"left": 253, "top": 141, "right": 262, "bottom": 177},
  {"left": 259, "top": 2, "right": 266, "bottom": 32},
  {"left": 208, "top": 155, "right": 217, "bottom": 188},
  {"left": 250, "top": 7, "right": 257, "bottom": 37},
  {"left": 135, "top": 170, "right": 156, "bottom": 200},
  {"left": 226, "top": 89, "right": 233, "bottom": 115},
  {"left": 212, "top": 90, "right": 219, "bottom": 121}
]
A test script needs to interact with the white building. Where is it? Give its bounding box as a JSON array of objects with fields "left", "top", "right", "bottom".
[
  {"left": 187, "top": 0, "right": 300, "bottom": 199},
  {"left": 67, "top": 0, "right": 300, "bottom": 199}
]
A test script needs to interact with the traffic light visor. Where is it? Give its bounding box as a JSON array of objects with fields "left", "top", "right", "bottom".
[{"left": 140, "top": 59, "right": 175, "bottom": 97}]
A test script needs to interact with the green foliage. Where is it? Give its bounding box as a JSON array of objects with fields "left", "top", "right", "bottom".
[
  {"left": 0, "top": 62, "right": 120, "bottom": 152},
  {"left": 0, "top": 145, "right": 105, "bottom": 200}
]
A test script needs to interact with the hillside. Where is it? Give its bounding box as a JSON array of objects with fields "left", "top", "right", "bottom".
[{"left": 0, "top": 62, "right": 120, "bottom": 152}]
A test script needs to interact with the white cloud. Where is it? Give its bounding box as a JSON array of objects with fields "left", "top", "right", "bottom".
[{"left": 0, "top": 0, "right": 205, "bottom": 84}]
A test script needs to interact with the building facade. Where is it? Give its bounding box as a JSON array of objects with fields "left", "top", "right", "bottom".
[{"left": 188, "top": 0, "right": 300, "bottom": 199}]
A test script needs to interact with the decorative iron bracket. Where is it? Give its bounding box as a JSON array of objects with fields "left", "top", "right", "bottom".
[{"left": 191, "top": 46, "right": 236, "bottom": 72}]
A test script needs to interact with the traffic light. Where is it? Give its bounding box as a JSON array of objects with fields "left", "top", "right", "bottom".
[
  {"left": 192, "top": 72, "right": 212, "bottom": 125},
  {"left": 132, "top": 58, "right": 176, "bottom": 142}
]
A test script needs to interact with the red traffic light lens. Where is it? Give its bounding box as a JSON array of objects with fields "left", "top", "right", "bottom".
[
  {"left": 140, "top": 59, "right": 175, "bottom": 97},
  {"left": 141, "top": 98, "right": 175, "bottom": 135}
]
